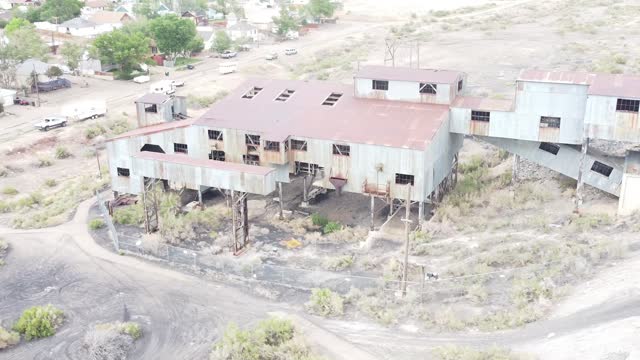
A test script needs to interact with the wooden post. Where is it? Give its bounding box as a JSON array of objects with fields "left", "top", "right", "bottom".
[
  {"left": 302, "top": 176, "right": 308, "bottom": 205},
  {"left": 197, "top": 187, "right": 203, "bottom": 209},
  {"left": 401, "top": 186, "right": 412, "bottom": 296},
  {"left": 576, "top": 138, "right": 589, "bottom": 212},
  {"left": 278, "top": 182, "right": 284, "bottom": 220},
  {"left": 370, "top": 194, "right": 375, "bottom": 230},
  {"left": 512, "top": 154, "right": 519, "bottom": 183},
  {"left": 418, "top": 201, "right": 424, "bottom": 225}
]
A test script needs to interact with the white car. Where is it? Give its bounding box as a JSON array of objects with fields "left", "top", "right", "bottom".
[
  {"left": 171, "top": 79, "right": 185, "bottom": 87},
  {"left": 133, "top": 75, "right": 150, "bottom": 84},
  {"left": 34, "top": 117, "right": 67, "bottom": 131},
  {"left": 285, "top": 48, "right": 297, "bottom": 55},
  {"left": 265, "top": 52, "right": 278, "bottom": 60}
]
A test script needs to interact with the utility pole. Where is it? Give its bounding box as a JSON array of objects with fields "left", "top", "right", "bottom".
[
  {"left": 32, "top": 65, "right": 40, "bottom": 107},
  {"left": 401, "top": 185, "right": 412, "bottom": 296},
  {"left": 416, "top": 41, "right": 420, "bottom": 68}
]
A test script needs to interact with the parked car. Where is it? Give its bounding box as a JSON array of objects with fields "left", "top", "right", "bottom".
[
  {"left": 33, "top": 78, "right": 71, "bottom": 92},
  {"left": 34, "top": 116, "right": 67, "bottom": 131},
  {"left": 133, "top": 75, "right": 150, "bottom": 84},
  {"left": 285, "top": 48, "right": 298, "bottom": 55},
  {"left": 186, "top": 64, "right": 195, "bottom": 70},
  {"left": 14, "top": 97, "right": 32, "bottom": 106},
  {"left": 171, "top": 79, "right": 185, "bottom": 87},
  {"left": 220, "top": 50, "right": 237, "bottom": 59},
  {"left": 266, "top": 52, "right": 278, "bottom": 60}
]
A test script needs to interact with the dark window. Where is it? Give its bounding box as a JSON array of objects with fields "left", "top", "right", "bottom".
[
  {"left": 209, "top": 150, "right": 225, "bottom": 161},
  {"left": 471, "top": 110, "right": 490, "bottom": 122},
  {"left": 372, "top": 80, "right": 388, "bottom": 91},
  {"left": 322, "top": 92, "right": 342, "bottom": 106},
  {"left": 591, "top": 161, "right": 613, "bottom": 177},
  {"left": 395, "top": 173, "right": 414, "bottom": 185},
  {"left": 243, "top": 154, "right": 260, "bottom": 165},
  {"left": 458, "top": 79, "right": 463, "bottom": 92},
  {"left": 275, "top": 89, "right": 295, "bottom": 101},
  {"left": 140, "top": 144, "right": 165, "bottom": 153},
  {"left": 208, "top": 130, "right": 223, "bottom": 140},
  {"left": 291, "top": 139, "right": 307, "bottom": 151},
  {"left": 419, "top": 83, "right": 437, "bottom": 94},
  {"left": 117, "top": 167, "right": 130, "bottom": 177},
  {"left": 174, "top": 143, "right": 188, "bottom": 154},
  {"left": 245, "top": 134, "right": 261, "bottom": 145},
  {"left": 616, "top": 98, "right": 639, "bottom": 112},
  {"left": 144, "top": 104, "right": 157, "bottom": 113},
  {"left": 295, "top": 161, "right": 322, "bottom": 175},
  {"left": 539, "top": 142, "right": 560, "bottom": 155},
  {"left": 264, "top": 141, "right": 280, "bottom": 151},
  {"left": 540, "top": 116, "right": 561, "bottom": 128},
  {"left": 242, "top": 86, "right": 263, "bottom": 99},
  {"left": 332, "top": 144, "right": 350, "bottom": 156}
]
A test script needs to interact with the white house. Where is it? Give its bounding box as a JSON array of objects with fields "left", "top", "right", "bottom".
[
  {"left": 15, "top": 59, "right": 51, "bottom": 88},
  {"left": 81, "top": 0, "right": 108, "bottom": 16},
  {"left": 197, "top": 26, "right": 215, "bottom": 50},
  {"left": 0, "top": 88, "right": 17, "bottom": 107},
  {"left": 226, "top": 20, "right": 259, "bottom": 42}
]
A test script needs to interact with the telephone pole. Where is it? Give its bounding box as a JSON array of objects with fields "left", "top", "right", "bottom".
[{"left": 401, "top": 185, "right": 412, "bottom": 296}]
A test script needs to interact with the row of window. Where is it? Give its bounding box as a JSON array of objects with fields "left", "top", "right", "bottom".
[
  {"left": 241, "top": 86, "right": 343, "bottom": 106},
  {"left": 538, "top": 142, "right": 614, "bottom": 177},
  {"left": 207, "top": 132, "right": 352, "bottom": 156},
  {"left": 371, "top": 79, "right": 464, "bottom": 94},
  {"left": 471, "top": 111, "right": 561, "bottom": 128}
]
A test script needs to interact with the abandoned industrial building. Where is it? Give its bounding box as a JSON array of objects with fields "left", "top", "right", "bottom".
[{"left": 106, "top": 65, "right": 640, "bottom": 251}]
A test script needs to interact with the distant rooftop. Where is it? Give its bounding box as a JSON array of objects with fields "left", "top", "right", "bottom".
[
  {"left": 193, "top": 78, "right": 449, "bottom": 150},
  {"left": 136, "top": 93, "right": 170, "bottom": 105},
  {"left": 355, "top": 65, "right": 464, "bottom": 84},
  {"left": 109, "top": 119, "right": 194, "bottom": 142},
  {"left": 452, "top": 96, "right": 513, "bottom": 112},
  {"left": 518, "top": 69, "right": 640, "bottom": 98}
]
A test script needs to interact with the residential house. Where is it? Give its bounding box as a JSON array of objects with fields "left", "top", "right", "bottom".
[
  {"left": 226, "top": 20, "right": 259, "bottom": 42},
  {"left": 182, "top": 10, "right": 207, "bottom": 26},
  {"left": 15, "top": 59, "right": 50, "bottom": 88},
  {"left": 59, "top": 18, "right": 102, "bottom": 37},
  {"left": 81, "top": 0, "right": 109, "bottom": 16},
  {"left": 243, "top": 5, "right": 276, "bottom": 31},
  {"left": 114, "top": 3, "right": 133, "bottom": 15},
  {"left": 88, "top": 10, "right": 133, "bottom": 28},
  {"left": 197, "top": 27, "right": 215, "bottom": 51}
]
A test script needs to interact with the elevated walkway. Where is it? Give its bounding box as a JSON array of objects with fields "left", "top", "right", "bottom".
[{"left": 478, "top": 136, "right": 623, "bottom": 196}]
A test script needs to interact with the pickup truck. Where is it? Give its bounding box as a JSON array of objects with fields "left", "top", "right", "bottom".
[
  {"left": 265, "top": 53, "right": 278, "bottom": 60},
  {"left": 34, "top": 117, "right": 67, "bottom": 131},
  {"left": 171, "top": 79, "right": 185, "bottom": 87},
  {"left": 220, "top": 50, "right": 237, "bottom": 59}
]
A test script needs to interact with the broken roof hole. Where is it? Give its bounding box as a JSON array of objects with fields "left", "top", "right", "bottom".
[
  {"left": 322, "top": 92, "right": 343, "bottom": 106},
  {"left": 242, "top": 86, "right": 263, "bottom": 99},
  {"left": 275, "top": 89, "right": 295, "bottom": 102}
]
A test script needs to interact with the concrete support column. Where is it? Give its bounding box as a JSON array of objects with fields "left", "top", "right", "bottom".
[
  {"left": 278, "top": 182, "right": 284, "bottom": 220},
  {"left": 370, "top": 195, "right": 375, "bottom": 230},
  {"left": 387, "top": 197, "right": 393, "bottom": 220},
  {"left": 301, "top": 176, "right": 309, "bottom": 207},
  {"left": 197, "top": 187, "right": 204, "bottom": 210},
  {"left": 512, "top": 154, "right": 520, "bottom": 183},
  {"left": 418, "top": 201, "right": 424, "bottom": 225},
  {"left": 575, "top": 138, "right": 589, "bottom": 212}
]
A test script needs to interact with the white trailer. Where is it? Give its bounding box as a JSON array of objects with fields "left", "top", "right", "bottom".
[
  {"left": 62, "top": 100, "right": 107, "bottom": 121},
  {"left": 149, "top": 80, "right": 176, "bottom": 95},
  {"left": 219, "top": 62, "right": 237, "bottom": 75}
]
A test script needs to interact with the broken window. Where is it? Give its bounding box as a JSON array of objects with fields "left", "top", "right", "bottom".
[
  {"left": 275, "top": 89, "right": 295, "bottom": 102},
  {"left": 332, "top": 144, "right": 350, "bottom": 156},
  {"left": 540, "top": 116, "right": 561, "bottom": 128},
  {"left": 208, "top": 130, "right": 223, "bottom": 140},
  {"left": 471, "top": 110, "right": 490, "bottom": 122},
  {"left": 117, "top": 167, "right": 130, "bottom": 177},
  {"left": 245, "top": 134, "right": 261, "bottom": 145},
  {"left": 174, "top": 143, "right": 188, "bottom": 154},
  {"left": 458, "top": 79, "right": 463, "bottom": 92},
  {"left": 322, "top": 92, "right": 343, "bottom": 106},
  {"left": 140, "top": 144, "right": 165, "bottom": 153},
  {"left": 539, "top": 142, "right": 560, "bottom": 155},
  {"left": 372, "top": 80, "right": 388, "bottom": 91},
  {"left": 291, "top": 139, "right": 307, "bottom": 151},
  {"left": 419, "top": 83, "right": 437, "bottom": 95},
  {"left": 144, "top": 104, "right": 157, "bottom": 113},
  {"left": 395, "top": 173, "right": 414, "bottom": 185},
  {"left": 209, "top": 150, "right": 225, "bottom": 161},
  {"left": 616, "top": 98, "right": 639, "bottom": 112},
  {"left": 242, "top": 86, "right": 263, "bottom": 99},
  {"left": 243, "top": 154, "right": 260, "bottom": 165},
  {"left": 295, "top": 161, "right": 322, "bottom": 175},
  {"left": 264, "top": 141, "right": 280, "bottom": 151},
  {"left": 591, "top": 161, "right": 613, "bottom": 177}
]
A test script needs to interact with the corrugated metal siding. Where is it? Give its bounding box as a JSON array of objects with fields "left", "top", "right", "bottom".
[
  {"left": 585, "top": 95, "right": 640, "bottom": 142},
  {"left": 354, "top": 78, "right": 454, "bottom": 105}
]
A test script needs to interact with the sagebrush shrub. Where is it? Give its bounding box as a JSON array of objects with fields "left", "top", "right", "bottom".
[{"left": 13, "top": 305, "right": 64, "bottom": 340}]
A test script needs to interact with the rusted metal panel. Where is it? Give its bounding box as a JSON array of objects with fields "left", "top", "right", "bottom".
[
  {"left": 262, "top": 149, "right": 285, "bottom": 164},
  {"left": 469, "top": 120, "right": 490, "bottom": 136},
  {"left": 538, "top": 127, "right": 560, "bottom": 142},
  {"left": 331, "top": 155, "right": 350, "bottom": 179}
]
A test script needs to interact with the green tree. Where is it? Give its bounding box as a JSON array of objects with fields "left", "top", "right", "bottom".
[
  {"left": 60, "top": 43, "right": 84, "bottom": 71},
  {"left": 133, "top": 0, "right": 159, "bottom": 19},
  {"left": 306, "top": 0, "right": 335, "bottom": 20},
  {"left": 39, "top": 0, "right": 83, "bottom": 22},
  {"left": 46, "top": 66, "right": 63, "bottom": 78},
  {"left": 93, "top": 29, "right": 150, "bottom": 73},
  {"left": 179, "top": 0, "right": 207, "bottom": 12},
  {"left": 272, "top": 6, "right": 298, "bottom": 36},
  {"left": 187, "top": 36, "right": 204, "bottom": 54},
  {"left": 211, "top": 30, "right": 231, "bottom": 53},
  {"left": 4, "top": 18, "right": 33, "bottom": 35},
  {"left": 0, "top": 27, "right": 48, "bottom": 88},
  {"left": 149, "top": 14, "right": 197, "bottom": 59}
]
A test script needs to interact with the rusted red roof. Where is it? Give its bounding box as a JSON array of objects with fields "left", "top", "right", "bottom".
[
  {"left": 452, "top": 96, "right": 513, "bottom": 112},
  {"left": 588, "top": 74, "right": 640, "bottom": 98},
  {"left": 356, "top": 65, "right": 463, "bottom": 84},
  {"left": 518, "top": 70, "right": 594, "bottom": 85},
  {"left": 193, "top": 78, "right": 449, "bottom": 150},
  {"left": 133, "top": 151, "right": 274, "bottom": 175},
  {"left": 108, "top": 119, "right": 195, "bottom": 142},
  {"left": 518, "top": 69, "right": 640, "bottom": 98}
]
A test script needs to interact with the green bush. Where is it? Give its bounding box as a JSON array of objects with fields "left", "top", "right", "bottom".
[
  {"left": 13, "top": 305, "right": 64, "bottom": 340},
  {"left": 54, "top": 146, "right": 71, "bottom": 159},
  {"left": 323, "top": 221, "right": 342, "bottom": 234},
  {"left": 112, "top": 203, "right": 144, "bottom": 225},
  {"left": 256, "top": 317, "right": 294, "bottom": 347},
  {"left": 35, "top": 157, "right": 53, "bottom": 168},
  {"left": 2, "top": 186, "right": 18, "bottom": 195},
  {"left": 433, "top": 345, "right": 533, "bottom": 360},
  {"left": 324, "top": 255, "right": 354, "bottom": 271},
  {"left": 88, "top": 218, "right": 105, "bottom": 230},
  {"left": 85, "top": 124, "right": 107, "bottom": 140},
  {"left": 44, "top": 179, "right": 57, "bottom": 187},
  {"left": 121, "top": 322, "right": 141, "bottom": 340},
  {"left": 0, "top": 325, "right": 19, "bottom": 349},
  {"left": 305, "top": 288, "right": 344, "bottom": 317},
  {"left": 311, "top": 213, "right": 329, "bottom": 227}
]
